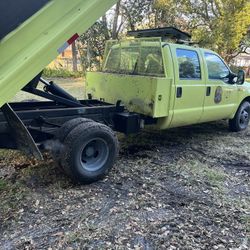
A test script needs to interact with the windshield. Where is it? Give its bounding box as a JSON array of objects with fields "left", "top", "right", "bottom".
[{"left": 103, "top": 39, "right": 165, "bottom": 77}]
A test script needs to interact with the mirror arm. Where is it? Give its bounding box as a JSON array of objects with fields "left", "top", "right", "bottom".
[{"left": 228, "top": 72, "right": 236, "bottom": 84}]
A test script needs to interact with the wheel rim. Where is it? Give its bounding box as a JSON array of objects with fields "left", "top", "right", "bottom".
[
  {"left": 80, "top": 138, "right": 109, "bottom": 172},
  {"left": 239, "top": 108, "right": 249, "bottom": 128}
]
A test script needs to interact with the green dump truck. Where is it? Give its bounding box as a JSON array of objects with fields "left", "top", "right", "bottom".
[{"left": 0, "top": 2, "right": 249, "bottom": 184}]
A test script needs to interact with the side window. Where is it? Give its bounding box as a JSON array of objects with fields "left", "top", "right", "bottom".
[
  {"left": 140, "top": 47, "right": 165, "bottom": 77},
  {"left": 205, "top": 53, "right": 229, "bottom": 80},
  {"left": 176, "top": 49, "right": 201, "bottom": 80}
]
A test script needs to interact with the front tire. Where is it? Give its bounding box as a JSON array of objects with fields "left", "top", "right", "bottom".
[
  {"left": 229, "top": 101, "right": 250, "bottom": 132},
  {"left": 59, "top": 121, "right": 118, "bottom": 184}
]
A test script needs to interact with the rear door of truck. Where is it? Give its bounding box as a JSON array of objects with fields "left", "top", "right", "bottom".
[{"left": 169, "top": 44, "right": 206, "bottom": 128}]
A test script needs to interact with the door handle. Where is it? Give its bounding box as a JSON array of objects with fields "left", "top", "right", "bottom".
[
  {"left": 206, "top": 87, "right": 211, "bottom": 96},
  {"left": 176, "top": 87, "right": 182, "bottom": 98}
]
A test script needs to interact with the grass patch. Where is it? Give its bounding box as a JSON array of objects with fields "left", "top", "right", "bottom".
[
  {"left": 184, "top": 161, "right": 227, "bottom": 189},
  {"left": 205, "top": 168, "right": 226, "bottom": 183},
  {"left": 0, "top": 179, "right": 7, "bottom": 190},
  {"left": 65, "top": 231, "right": 84, "bottom": 245},
  {"left": 241, "top": 214, "right": 250, "bottom": 234},
  {"left": 0, "top": 149, "right": 13, "bottom": 158},
  {"left": 42, "top": 68, "right": 83, "bottom": 78},
  {"left": 0, "top": 180, "right": 29, "bottom": 222}
]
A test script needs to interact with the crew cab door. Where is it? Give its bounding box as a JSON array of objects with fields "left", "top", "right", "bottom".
[
  {"left": 170, "top": 45, "right": 206, "bottom": 128},
  {"left": 200, "top": 52, "right": 238, "bottom": 122}
]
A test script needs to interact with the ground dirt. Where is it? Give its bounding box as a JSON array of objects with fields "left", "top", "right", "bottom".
[{"left": 0, "top": 79, "right": 249, "bottom": 249}]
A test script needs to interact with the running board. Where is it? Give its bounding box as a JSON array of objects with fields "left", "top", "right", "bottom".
[{"left": 1, "top": 103, "right": 43, "bottom": 160}]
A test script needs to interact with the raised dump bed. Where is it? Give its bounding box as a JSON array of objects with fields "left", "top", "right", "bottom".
[{"left": 0, "top": 0, "right": 117, "bottom": 108}]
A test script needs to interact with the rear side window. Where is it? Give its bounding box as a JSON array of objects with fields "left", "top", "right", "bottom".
[
  {"left": 205, "top": 53, "right": 230, "bottom": 80},
  {"left": 176, "top": 49, "right": 201, "bottom": 80}
]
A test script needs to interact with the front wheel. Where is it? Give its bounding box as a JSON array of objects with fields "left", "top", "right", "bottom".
[
  {"left": 229, "top": 101, "right": 250, "bottom": 132},
  {"left": 59, "top": 121, "right": 118, "bottom": 184}
]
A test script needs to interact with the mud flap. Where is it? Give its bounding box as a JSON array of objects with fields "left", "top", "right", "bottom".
[{"left": 1, "top": 103, "right": 43, "bottom": 160}]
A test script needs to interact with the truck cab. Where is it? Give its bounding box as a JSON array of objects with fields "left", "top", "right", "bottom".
[{"left": 86, "top": 27, "right": 250, "bottom": 132}]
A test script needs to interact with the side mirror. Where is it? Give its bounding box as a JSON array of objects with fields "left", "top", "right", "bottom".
[{"left": 236, "top": 70, "right": 245, "bottom": 85}]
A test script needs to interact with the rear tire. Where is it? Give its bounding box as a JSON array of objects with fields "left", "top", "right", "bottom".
[
  {"left": 56, "top": 117, "right": 92, "bottom": 142},
  {"left": 229, "top": 101, "right": 250, "bottom": 132},
  {"left": 59, "top": 121, "right": 118, "bottom": 184}
]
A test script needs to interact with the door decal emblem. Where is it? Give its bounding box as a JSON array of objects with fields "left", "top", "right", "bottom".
[{"left": 214, "top": 86, "right": 222, "bottom": 104}]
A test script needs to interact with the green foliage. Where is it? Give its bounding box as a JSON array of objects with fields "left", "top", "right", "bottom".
[
  {"left": 119, "top": 0, "right": 152, "bottom": 31},
  {"left": 230, "top": 65, "right": 245, "bottom": 74},
  {"left": 141, "top": 0, "right": 250, "bottom": 63},
  {"left": 153, "top": 0, "right": 186, "bottom": 29},
  {"left": 241, "top": 32, "right": 250, "bottom": 53},
  {"left": 42, "top": 68, "right": 83, "bottom": 78},
  {"left": 192, "top": 0, "right": 250, "bottom": 62},
  {"left": 78, "top": 21, "right": 108, "bottom": 72},
  {"left": 77, "top": 0, "right": 153, "bottom": 72},
  {"left": 77, "top": 0, "right": 249, "bottom": 72},
  {"left": 154, "top": 0, "right": 250, "bottom": 62}
]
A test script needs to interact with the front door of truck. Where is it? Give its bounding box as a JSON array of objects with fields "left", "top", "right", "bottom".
[
  {"left": 170, "top": 46, "right": 206, "bottom": 128},
  {"left": 200, "top": 52, "right": 238, "bottom": 122}
]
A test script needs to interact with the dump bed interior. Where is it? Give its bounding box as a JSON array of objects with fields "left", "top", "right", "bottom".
[
  {"left": 0, "top": 0, "right": 117, "bottom": 108},
  {"left": 0, "top": 0, "right": 50, "bottom": 40}
]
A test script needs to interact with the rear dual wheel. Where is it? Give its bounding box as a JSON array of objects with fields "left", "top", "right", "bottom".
[{"left": 57, "top": 119, "right": 118, "bottom": 184}]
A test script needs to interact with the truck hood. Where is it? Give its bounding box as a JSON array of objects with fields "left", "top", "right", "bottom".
[{"left": 242, "top": 80, "right": 250, "bottom": 89}]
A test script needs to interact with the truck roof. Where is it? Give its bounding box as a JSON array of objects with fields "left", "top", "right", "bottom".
[{"left": 164, "top": 42, "right": 216, "bottom": 54}]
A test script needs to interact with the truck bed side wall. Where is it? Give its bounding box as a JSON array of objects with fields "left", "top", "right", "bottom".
[{"left": 86, "top": 72, "right": 172, "bottom": 118}]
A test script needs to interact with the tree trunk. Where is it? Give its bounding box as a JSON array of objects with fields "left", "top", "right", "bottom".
[
  {"left": 112, "top": 0, "right": 121, "bottom": 39},
  {"left": 102, "top": 15, "right": 110, "bottom": 40},
  {"left": 72, "top": 41, "right": 78, "bottom": 72}
]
